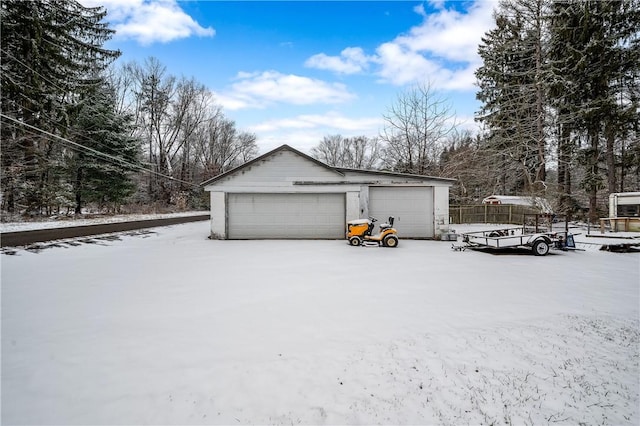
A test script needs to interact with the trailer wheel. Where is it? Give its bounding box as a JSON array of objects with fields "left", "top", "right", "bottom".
[
  {"left": 349, "top": 236, "right": 362, "bottom": 246},
  {"left": 532, "top": 239, "right": 550, "bottom": 256},
  {"left": 383, "top": 235, "right": 399, "bottom": 248}
]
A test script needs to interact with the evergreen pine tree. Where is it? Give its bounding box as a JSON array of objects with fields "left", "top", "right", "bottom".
[
  {"left": 548, "top": 0, "right": 640, "bottom": 221},
  {"left": 475, "top": 0, "right": 550, "bottom": 195},
  {"left": 0, "top": 0, "right": 120, "bottom": 214},
  {"left": 69, "top": 82, "right": 140, "bottom": 214}
]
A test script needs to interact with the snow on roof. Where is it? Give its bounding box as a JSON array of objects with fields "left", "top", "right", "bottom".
[
  {"left": 482, "top": 195, "right": 554, "bottom": 213},
  {"left": 201, "top": 144, "right": 456, "bottom": 188},
  {"left": 610, "top": 192, "right": 640, "bottom": 204},
  {"left": 610, "top": 191, "right": 640, "bottom": 197}
]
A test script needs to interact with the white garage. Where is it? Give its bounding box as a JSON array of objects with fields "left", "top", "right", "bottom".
[
  {"left": 202, "top": 145, "right": 454, "bottom": 240},
  {"left": 369, "top": 187, "right": 434, "bottom": 238},
  {"left": 227, "top": 193, "right": 345, "bottom": 239}
]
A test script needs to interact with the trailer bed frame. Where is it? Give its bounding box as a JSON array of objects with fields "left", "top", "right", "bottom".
[{"left": 459, "top": 226, "right": 576, "bottom": 256}]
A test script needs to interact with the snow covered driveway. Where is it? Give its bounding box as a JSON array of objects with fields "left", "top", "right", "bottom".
[{"left": 2, "top": 221, "right": 638, "bottom": 425}]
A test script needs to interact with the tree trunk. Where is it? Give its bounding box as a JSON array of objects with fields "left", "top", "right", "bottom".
[
  {"left": 605, "top": 121, "right": 616, "bottom": 194},
  {"left": 534, "top": 1, "right": 546, "bottom": 186},
  {"left": 74, "top": 166, "right": 83, "bottom": 215},
  {"left": 619, "top": 140, "right": 625, "bottom": 193},
  {"left": 588, "top": 129, "right": 600, "bottom": 224},
  {"left": 557, "top": 121, "right": 572, "bottom": 195}
]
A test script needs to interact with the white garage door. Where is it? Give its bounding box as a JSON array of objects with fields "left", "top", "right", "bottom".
[
  {"left": 369, "top": 187, "right": 433, "bottom": 238},
  {"left": 228, "top": 193, "right": 345, "bottom": 239}
]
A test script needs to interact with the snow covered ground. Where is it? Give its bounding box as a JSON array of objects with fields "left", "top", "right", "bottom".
[
  {"left": 0, "top": 211, "right": 208, "bottom": 233},
  {"left": 2, "top": 221, "right": 638, "bottom": 425}
]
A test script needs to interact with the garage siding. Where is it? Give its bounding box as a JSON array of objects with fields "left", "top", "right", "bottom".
[
  {"left": 227, "top": 193, "right": 345, "bottom": 239},
  {"left": 369, "top": 187, "right": 434, "bottom": 238}
]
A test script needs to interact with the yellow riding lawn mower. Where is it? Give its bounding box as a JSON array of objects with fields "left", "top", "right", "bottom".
[{"left": 346, "top": 216, "right": 399, "bottom": 247}]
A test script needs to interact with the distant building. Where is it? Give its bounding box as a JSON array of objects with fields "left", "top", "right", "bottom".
[
  {"left": 482, "top": 195, "right": 553, "bottom": 214},
  {"left": 604, "top": 192, "right": 640, "bottom": 232},
  {"left": 609, "top": 192, "right": 640, "bottom": 218}
]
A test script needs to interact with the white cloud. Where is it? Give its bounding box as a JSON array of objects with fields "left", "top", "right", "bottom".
[
  {"left": 304, "top": 47, "right": 372, "bottom": 74},
  {"left": 217, "top": 71, "right": 356, "bottom": 110},
  {"left": 374, "top": 42, "right": 447, "bottom": 86},
  {"left": 456, "top": 114, "right": 482, "bottom": 134},
  {"left": 413, "top": 3, "right": 428, "bottom": 18},
  {"left": 305, "top": 1, "right": 495, "bottom": 91},
  {"left": 252, "top": 112, "right": 383, "bottom": 133},
  {"left": 81, "top": 0, "right": 215, "bottom": 45},
  {"left": 212, "top": 93, "right": 253, "bottom": 112},
  {"left": 425, "top": 0, "right": 447, "bottom": 12},
  {"left": 397, "top": 2, "right": 494, "bottom": 63},
  {"left": 377, "top": 1, "right": 495, "bottom": 90},
  {"left": 443, "top": 64, "right": 481, "bottom": 91},
  {"left": 250, "top": 112, "right": 385, "bottom": 154}
]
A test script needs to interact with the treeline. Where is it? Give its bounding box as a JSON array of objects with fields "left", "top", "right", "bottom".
[
  {"left": 2, "top": 0, "right": 638, "bottom": 222},
  {"left": 311, "top": 0, "right": 640, "bottom": 222},
  {"left": 0, "top": 0, "right": 256, "bottom": 216},
  {"left": 475, "top": 0, "right": 639, "bottom": 221}
]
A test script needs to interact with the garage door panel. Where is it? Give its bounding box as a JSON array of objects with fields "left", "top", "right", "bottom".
[
  {"left": 228, "top": 193, "right": 345, "bottom": 239},
  {"left": 369, "top": 187, "right": 433, "bottom": 238}
]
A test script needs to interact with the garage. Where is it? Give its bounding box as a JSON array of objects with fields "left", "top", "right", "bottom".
[
  {"left": 202, "top": 145, "right": 454, "bottom": 240},
  {"left": 369, "top": 187, "right": 434, "bottom": 238},
  {"left": 227, "top": 193, "right": 345, "bottom": 239}
]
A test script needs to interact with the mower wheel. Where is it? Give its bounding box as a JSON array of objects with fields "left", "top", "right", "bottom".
[
  {"left": 383, "top": 235, "right": 399, "bottom": 248},
  {"left": 349, "top": 236, "right": 362, "bottom": 246}
]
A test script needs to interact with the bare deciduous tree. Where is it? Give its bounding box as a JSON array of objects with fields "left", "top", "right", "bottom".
[
  {"left": 194, "top": 113, "right": 258, "bottom": 181},
  {"left": 439, "top": 131, "right": 494, "bottom": 204},
  {"left": 380, "top": 81, "right": 458, "bottom": 175},
  {"left": 311, "top": 135, "right": 382, "bottom": 169},
  {"left": 113, "top": 57, "right": 258, "bottom": 205}
]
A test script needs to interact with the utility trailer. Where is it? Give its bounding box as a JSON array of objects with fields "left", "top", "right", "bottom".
[{"left": 459, "top": 226, "right": 576, "bottom": 256}]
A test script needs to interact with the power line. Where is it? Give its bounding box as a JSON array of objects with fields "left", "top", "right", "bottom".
[
  {"left": 0, "top": 113, "right": 198, "bottom": 187},
  {"left": 1, "top": 47, "right": 214, "bottom": 185}
]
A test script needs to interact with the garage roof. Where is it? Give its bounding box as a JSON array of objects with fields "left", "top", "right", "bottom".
[
  {"left": 335, "top": 166, "right": 455, "bottom": 183},
  {"left": 200, "top": 144, "right": 456, "bottom": 187},
  {"left": 200, "top": 144, "right": 342, "bottom": 187}
]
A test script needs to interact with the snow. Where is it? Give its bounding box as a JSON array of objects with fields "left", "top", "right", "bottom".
[
  {"left": 0, "top": 211, "right": 207, "bottom": 233},
  {"left": 452, "top": 223, "right": 640, "bottom": 249},
  {"left": 1, "top": 221, "right": 639, "bottom": 425},
  {"left": 481, "top": 195, "right": 554, "bottom": 214}
]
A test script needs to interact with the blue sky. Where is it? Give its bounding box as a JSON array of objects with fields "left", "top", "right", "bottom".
[{"left": 84, "top": 0, "right": 498, "bottom": 154}]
